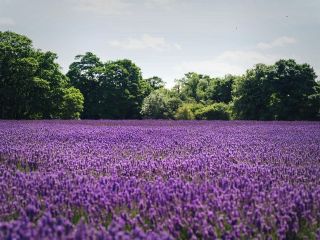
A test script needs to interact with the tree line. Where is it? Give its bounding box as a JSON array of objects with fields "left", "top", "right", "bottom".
[{"left": 1, "top": 31, "right": 319, "bottom": 120}]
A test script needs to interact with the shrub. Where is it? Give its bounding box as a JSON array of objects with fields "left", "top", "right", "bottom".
[
  {"left": 195, "top": 103, "right": 230, "bottom": 120},
  {"left": 141, "top": 89, "right": 183, "bottom": 119},
  {"left": 175, "top": 104, "right": 195, "bottom": 120},
  {"left": 140, "top": 91, "right": 167, "bottom": 119},
  {"left": 165, "top": 97, "right": 183, "bottom": 119}
]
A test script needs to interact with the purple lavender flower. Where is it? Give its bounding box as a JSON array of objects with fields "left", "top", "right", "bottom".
[{"left": 0, "top": 120, "right": 319, "bottom": 239}]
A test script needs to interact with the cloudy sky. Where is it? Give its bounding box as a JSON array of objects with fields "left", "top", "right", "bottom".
[{"left": 1, "top": 0, "right": 319, "bottom": 87}]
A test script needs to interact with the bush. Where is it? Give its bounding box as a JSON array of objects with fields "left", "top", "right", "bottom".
[
  {"left": 140, "top": 91, "right": 167, "bottom": 119},
  {"left": 185, "top": 103, "right": 204, "bottom": 113},
  {"left": 195, "top": 103, "right": 230, "bottom": 120},
  {"left": 141, "top": 89, "right": 182, "bottom": 119},
  {"left": 59, "top": 87, "right": 84, "bottom": 119},
  {"left": 165, "top": 97, "right": 183, "bottom": 119},
  {"left": 175, "top": 105, "right": 195, "bottom": 120}
]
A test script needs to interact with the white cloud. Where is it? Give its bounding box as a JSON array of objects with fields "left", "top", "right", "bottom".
[
  {"left": 173, "top": 37, "right": 298, "bottom": 81},
  {"left": 144, "top": 0, "right": 178, "bottom": 9},
  {"left": 73, "top": 0, "right": 132, "bottom": 15},
  {"left": 174, "top": 50, "right": 281, "bottom": 78},
  {"left": 257, "top": 36, "right": 296, "bottom": 49},
  {"left": 0, "top": 0, "right": 11, "bottom": 4},
  {"left": 216, "top": 50, "right": 278, "bottom": 66},
  {"left": 0, "top": 17, "right": 15, "bottom": 26},
  {"left": 72, "top": 0, "right": 179, "bottom": 15},
  {"left": 148, "top": 0, "right": 176, "bottom": 4},
  {"left": 109, "top": 34, "right": 181, "bottom": 51}
]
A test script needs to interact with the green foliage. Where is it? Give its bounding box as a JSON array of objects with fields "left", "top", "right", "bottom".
[
  {"left": 174, "top": 103, "right": 201, "bottom": 120},
  {"left": 175, "top": 106, "right": 194, "bottom": 120},
  {"left": 232, "top": 60, "right": 320, "bottom": 120},
  {"left": 166, "top": 96, "right": 183, "bottom": 119},
  {"left": 0, "top": 31, "right": 83, "bottom": 119},
  {"left": 67, "top": 52, "right": 103, "bottom": 119},
  {"left": 184, "top": 102, "right": 204, "bottom": 114},
  {"left": 68, "top": 55, "right": 148, "bottom": 119},
  {"left": 307, "top": 82, "right": 320, "bottom": 119},
  {"left": 140, "top": 90, "right": 167, "bottom": 119},
  {"left": 173, "top": 73, "right": 236, "bottom": 108},
  {"left": 1, "top": 31, "right": 319, "bottom": 121},
  {"left": 268, "top": 59, "right": 319, "bottom": 120},
  {"left": 145, "top": 76, "right": 165, "bottom": 90},
  {"left": 59, "top": 87, "right": 84, "bottom": 119},
  {"left": 206, "top": 75, "right": 235, "bottom": 103},
  {"left": 71, "top": 207, "right": 88, "bottom": 224},
  {"left": 195, "top": 103, "right": 230, "bottom": 120},
  {"left": 174, "top": 72, "right": 210, "bottom": 102},
  {"left": 232, "top": 64, "right": 272, "bottom": 120},
  {"left": 141, "top": 89, "right": 182, "bottom": 119},
  {"left": 100, "top": 59, "right": 147, "bottom": 119}
]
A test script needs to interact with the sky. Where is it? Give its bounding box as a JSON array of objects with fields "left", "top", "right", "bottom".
[{"left": 0, "top": 0, "right": 319, "bottom": 87}]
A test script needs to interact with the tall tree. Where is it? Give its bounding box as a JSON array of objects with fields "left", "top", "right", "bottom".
[
  {"left": 206, "top": 75, "right": 235, "bottom": 103},
  {"left": 232, "top": 64, "right": 272, "bottom": 120},
  {"left": 232, "top": 60, "right": 320, "bottom": 120},
  {"left": 268, "top": 59, "right": 319, "bottom": 120},
  {"left": 145, "top": 76, "right": 165, "bottom": 90},
  {"left": 67, "top": 52, "right": 103, "bottom": 119},
  {"left": 140, "top": 89, "right": 182, "bottom": 119},
  {"left": 68, "top": 56, "right": 149, "bottom": 119},
  {"left": 174, "top": 72, "right": 210, "bottom": 102},
  {"left": 98, "top": 59, "right": 146, "bottom": 119},
  {"left": 0, "top": 31, "right": 83, "bottom": 119}
]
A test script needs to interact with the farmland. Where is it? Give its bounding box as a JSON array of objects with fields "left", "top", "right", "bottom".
[{"left": 0, "top": 121, "right": 320, "bottom": 239}]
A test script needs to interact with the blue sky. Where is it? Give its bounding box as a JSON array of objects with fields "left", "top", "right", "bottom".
[{"left": 1, "top": 0, "right": 319, "bottom": 87}]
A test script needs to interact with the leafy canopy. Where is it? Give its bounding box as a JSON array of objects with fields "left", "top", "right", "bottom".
[
  {"left": 232, "top": 60, "right": 320, "bottom": 120},
  {"left": 0, "top": 31, "right": 83, "bottom": 119}
]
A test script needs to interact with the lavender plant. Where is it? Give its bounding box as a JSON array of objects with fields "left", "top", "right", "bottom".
[{"left": 0, "top": 120, "right": 319, "bottom": 239}]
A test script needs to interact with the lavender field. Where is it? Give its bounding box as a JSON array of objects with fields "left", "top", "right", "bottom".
[{"left": 0, "top": 121, "right": 320, "bottom": 239}]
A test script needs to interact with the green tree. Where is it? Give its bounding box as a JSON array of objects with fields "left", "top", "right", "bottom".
[
  {"left": 267, "top": 59, "right": 319, "bottom": 120},
  {"left": 140, "top": 90, "right": 167, "bottom": 119},
  {"left": 174, "top": 72, "right": 203, "bottom": 102},
  {"left": 166, "top": 96, "right": 183, "bottom": 119},
  {"left": 175, "top": 105, "right": 195, "bottom": 120},
  {"left": 174, "top": 103, "right": 203, "bottom": 120},
  {"left": 232, "top": 64, "right": 272, "bottom": 120},
  {"left": 69, "top": 56, "right": 148, "bottom": 119},
  {"left": 59, "top": 87, "right": 84, "bottom": 119},
  {"left": 195, "top": 103, "right": 230, "bottom": 120},
  {"left": 196, "top": 77, "right": 211, "bottom": 103},
  {"left": 98, "top": 59, "right": 146, "bottom": 119},
  {"left": 307, "top": 82, "right": 320, "bottom": 119},
  {"left": 140, "top": 89, "right": 182, "bottom": 119},
  {"left": 67, "top": 52, "right": 103, "bottom": 119},
  {"left": 206, "top": 75, "right": 235, "bottom": 103},
  {"left": 232, "top": 60, "right": 320, "bottom": 120},
  {"left": 0, "top": 31, "right": 83, "bottom": 119},
  {"left": 145, "top": 76, "right": 165, "bottom": 90}
]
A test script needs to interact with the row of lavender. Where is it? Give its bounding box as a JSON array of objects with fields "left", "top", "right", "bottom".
[{"left": 0, "top": 120, "right": 320, "bottom": 239}]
